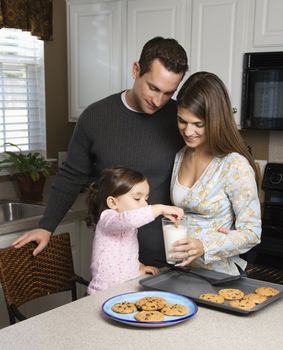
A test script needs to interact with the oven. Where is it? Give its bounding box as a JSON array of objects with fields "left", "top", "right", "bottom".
[{"left": 246, "top": 163, "right": 283, "bottom": 270}]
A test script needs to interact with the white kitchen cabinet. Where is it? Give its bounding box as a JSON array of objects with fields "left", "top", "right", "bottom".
[
  {"left": 125, "top": 0, "right": 190, "bottom": 88},
  {"left": 0, "top": 285, "right": 9, "bottom": 328},
  {"left": 0, "top": 229, "right": 26, "bottom": 329},
  {"left": 66, "top": 0, "right": 191, "bottom": 120},
  {"left": 190, "top": 0, "right": 248, "bottom": 127},
  {"left": 79, "top": 220, "right": 93, "bottom": 282},
  {"left": 66, "top": 0, "right": 244, "bottom": 125},
  {"left": 251, "top": 0, "right": 283, "bottom": 49},
  {"left": 54, "top": 220, "right": 81, "bottom": 273},
  {"left": 66, "top": 0, "right": 283, "bottom": 125},
  {"left": 66, "top": 0, "right": 123, "bottom": 121}
]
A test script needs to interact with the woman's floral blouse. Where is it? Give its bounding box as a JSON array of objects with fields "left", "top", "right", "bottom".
[{"left": 171, "top": 147, "right": 261, "bottom": 275}]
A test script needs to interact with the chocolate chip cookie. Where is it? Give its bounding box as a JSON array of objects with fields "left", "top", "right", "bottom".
[
  {"left": 111, "top": 301, "right": 137, "bottom": 314},
  {"left": 255, "top": 287, "right": 279, "bottom": 297},
  {"left": 199, "top": 293, "right": 225, "bottom": 304},
  {"left": 160, "top": 303, "right": 188, "bottom": 316},
  {"left": 134, "top": 310, "right": 164, "bottom": 322},
  {"left": 136, "top": 296, "right": 166, "bottom": 311},
  {"left": 218, "top": 288, "right": 245, "bottom": 300}
]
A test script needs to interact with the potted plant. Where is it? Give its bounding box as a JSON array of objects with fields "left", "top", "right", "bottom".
[{"left": 0, "top": 142, "right": 51, "bottom": 202}]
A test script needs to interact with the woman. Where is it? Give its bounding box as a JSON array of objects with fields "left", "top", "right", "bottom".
[{"left": 169, "top": 71, "right": 261, "bottom": 275}]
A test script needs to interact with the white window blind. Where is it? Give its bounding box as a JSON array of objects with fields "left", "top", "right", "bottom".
[{"left": 0, "top": 28, "right": 46, "bottom": 156}]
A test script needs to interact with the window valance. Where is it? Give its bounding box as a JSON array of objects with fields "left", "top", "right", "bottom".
[{"left": 0, "top": 0, "right": 52, "bottom": 41}]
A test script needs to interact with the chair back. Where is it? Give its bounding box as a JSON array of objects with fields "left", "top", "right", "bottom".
[{"left": 0, "top": 232, "right": 76, "bottom": 309}]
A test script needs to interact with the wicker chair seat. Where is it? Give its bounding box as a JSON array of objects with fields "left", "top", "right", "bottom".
[{"left": 0, "top": 232, "right": 89, "bottom": 324}]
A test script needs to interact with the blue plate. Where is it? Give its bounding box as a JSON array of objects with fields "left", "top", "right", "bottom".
[{"left": 102, "top": 290, "right": 198, "bottom": 328}]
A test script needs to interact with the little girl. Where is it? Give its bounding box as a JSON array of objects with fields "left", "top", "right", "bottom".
[{"left": 86, "top": 166, "right": 184, "bottom": 294}]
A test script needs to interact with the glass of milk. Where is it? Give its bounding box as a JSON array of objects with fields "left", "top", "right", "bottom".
[{"left": 162, "top": 217, "right": 188, "bottom": 264}]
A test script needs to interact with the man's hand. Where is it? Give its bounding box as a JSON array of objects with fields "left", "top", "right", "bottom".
[{"left": 12, "top": 229, "right": 52, "bottom": 256}]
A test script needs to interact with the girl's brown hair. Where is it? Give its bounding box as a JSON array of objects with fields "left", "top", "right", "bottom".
[
  {"left": 86, "top": 166, "right": 147, "bottom": 227},
  {"left": 177, "top": 71, "right": 260, "bottom": 186}
]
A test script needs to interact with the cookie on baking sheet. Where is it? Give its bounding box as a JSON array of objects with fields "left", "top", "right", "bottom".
[
  {"left": 243, "top": 293, "right": 267, "bottom": 304},
  {"left": 111, "top": 301, "right": 137, "bottom": 314},
  {"left": 134, "top": 310, "right": 164, "bottom": 322},
  {"left": 136, "top": 296, "right": 166, "bottom": 311},
  {"left": 218, "top": 288, "right": 245, "bottom": 300},
  {"left": 160, "top": 303, "right": 188, "bottom": 316},
  {"left": 229, "top": 299, "right": 256, "bottom": 310},
  {"left": 199, "top": 293, "right": 225, "bottom": 304},
  {"left": 255, "top": 287, "right": 279, "bottom": 297}
]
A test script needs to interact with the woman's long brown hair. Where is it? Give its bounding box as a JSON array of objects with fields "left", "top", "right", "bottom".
[{"left": 177, "top": 71, "right": 260, "bottom": 186}]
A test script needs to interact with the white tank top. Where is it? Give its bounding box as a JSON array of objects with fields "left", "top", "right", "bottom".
[{"left": 171, "top": 177, "right": 189, "bottom": 207}]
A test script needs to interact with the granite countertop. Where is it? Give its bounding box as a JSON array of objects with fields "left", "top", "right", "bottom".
[
  {"left": 0, "top": 275, "right": 282, "bottom": 350},
  {"left": 0, "top": 193, "right": 88, "bottom": 236}
]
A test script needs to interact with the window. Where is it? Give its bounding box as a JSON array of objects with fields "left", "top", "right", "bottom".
[{"left": 0, "top": 28, "right": 46, "bottom": 157}]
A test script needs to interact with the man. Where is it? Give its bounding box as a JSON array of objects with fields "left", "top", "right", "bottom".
[{"left": 13, "top": 37, "right": 188, "bottom": 266}]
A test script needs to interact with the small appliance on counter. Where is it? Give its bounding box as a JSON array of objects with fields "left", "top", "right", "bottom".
[{"left": 241, "top": 51, "right": 283, "bottom": 130}]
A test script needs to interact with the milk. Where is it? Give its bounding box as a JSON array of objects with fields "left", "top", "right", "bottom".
[{"left": 163, "top": 223, "right": 187, "bottom": 264}]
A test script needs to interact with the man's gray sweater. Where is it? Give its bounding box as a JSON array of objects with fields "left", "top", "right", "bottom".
[{"left": 39, "top": 92, "right": 184, "bottom": 266}]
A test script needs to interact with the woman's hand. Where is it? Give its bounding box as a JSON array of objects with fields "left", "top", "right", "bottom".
[
  {"left": 170, "top": 237, "right": 204, "bottom": 267},
  {"left": 139, "top": 264, "right": 160, "bottom": 276}
]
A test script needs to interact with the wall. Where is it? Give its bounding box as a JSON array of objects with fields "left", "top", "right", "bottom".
[
  {"left": 269, "top": 132, "right": 283, "bottom": 162},
  {"left": 240, "top": 130, "right": 269, "bottom": 160},
  {"left": 44, "top": 0, "right": 75, "bottom": 159}
]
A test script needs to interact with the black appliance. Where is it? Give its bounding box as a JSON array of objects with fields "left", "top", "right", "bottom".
[
  {"left": 246, "top": 163, "right": 283, "bottom": 270},
  {"left": 241, "top": 51, "right": 283, "bottom": 130}
]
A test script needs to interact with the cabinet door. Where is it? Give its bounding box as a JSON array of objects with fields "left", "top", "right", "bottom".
[
  {"left": 67, "top": 0, "right": 123, "bottom": 121},
  {"left": 0, "top": 231, "right": 26, "bottom": 329},
  {"left": 190, "top": 0, "right": 247, "bottom": 127},
  {"left": 126, "top": 0, "right": 190, "bottom": 88},
  {"left": 53, "top": 221, "right": 80, "bottom": 274},
  {"left": 79, "top": 220, "right": 94, "bottom": 282},
  {"left": 253, "top": 0, "right": 283, "bottom": 48}
]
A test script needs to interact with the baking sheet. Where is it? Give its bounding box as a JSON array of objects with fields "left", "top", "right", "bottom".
[{"left": 139, "top": 270, "right": 283, "bottom": 315}]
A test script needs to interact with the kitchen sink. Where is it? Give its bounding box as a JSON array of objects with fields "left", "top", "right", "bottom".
[{"left": 0, "top": 201, "right": 46, "bottom": 224}]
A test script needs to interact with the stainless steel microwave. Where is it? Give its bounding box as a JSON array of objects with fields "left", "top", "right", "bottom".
[{"left": 241, "top": 52, "right": 283, "bottom": 130}]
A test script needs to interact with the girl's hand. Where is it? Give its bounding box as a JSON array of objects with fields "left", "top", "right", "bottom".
[
  {"left": 151, "top": 204, "right": 184, "bottom": 222},
  {"left": 139, "top": 264, "right": 160, "bottom": 276},
  {"left": 161, "top": 205, "right": 184, "bottom": 223},
  {"left": 170, "top": 237, "right": 204, "bottom": 267}
]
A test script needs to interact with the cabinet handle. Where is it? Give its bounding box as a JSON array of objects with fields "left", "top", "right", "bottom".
[{"left": 232, "top": 107, "right": 237, "bottom": 114}]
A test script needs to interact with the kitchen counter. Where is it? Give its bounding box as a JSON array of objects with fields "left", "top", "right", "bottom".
[
  {"left": 0, "top": 276, "right": 282, "bottom": 350},
  {"left": 0, "top": 193, "right": 88, "bottom": 236}
]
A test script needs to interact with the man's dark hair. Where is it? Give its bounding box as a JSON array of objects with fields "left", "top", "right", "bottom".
[{"left": 138, "top": 36, "right": 188, "bottom": 77}]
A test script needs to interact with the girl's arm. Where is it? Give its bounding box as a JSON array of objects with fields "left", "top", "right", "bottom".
[{"left": 100, "top": 205, "right": 183, "bottom": 234}]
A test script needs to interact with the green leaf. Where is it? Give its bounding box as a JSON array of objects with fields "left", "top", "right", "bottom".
[{"left": 0, "top": 142, "right": 51, "bottom": 180}]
